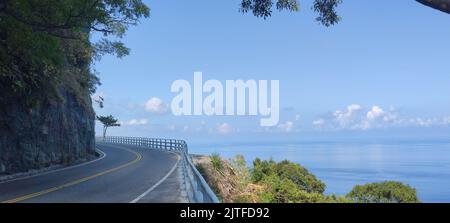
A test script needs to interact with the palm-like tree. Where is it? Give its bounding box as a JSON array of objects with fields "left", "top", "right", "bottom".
[{"left": 97, "top": 115, "right": 120, "bottom": 139}]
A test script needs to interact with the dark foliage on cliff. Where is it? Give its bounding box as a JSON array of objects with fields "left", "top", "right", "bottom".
[
  {"left": 0, "top": 0, "right": 149, "bottom": 108},
  {"left": 0, "top": 0, "right": 149, "bottom": 174}
]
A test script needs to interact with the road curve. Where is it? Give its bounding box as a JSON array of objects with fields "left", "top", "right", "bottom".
[{"left": 0, "top": 143, "right": 185, "bottom": 203}]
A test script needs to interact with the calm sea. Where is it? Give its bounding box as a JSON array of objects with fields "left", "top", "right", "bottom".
[{"left": 190, "top": 140, "right": 450, "bottom": 202}]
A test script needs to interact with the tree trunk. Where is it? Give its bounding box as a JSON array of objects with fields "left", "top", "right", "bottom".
[
  {"left": 417, "top": 0, "right": 450, "bottom": 14},
  {"left": 103, "top": 126, "right": 107, "bottom": 139}
]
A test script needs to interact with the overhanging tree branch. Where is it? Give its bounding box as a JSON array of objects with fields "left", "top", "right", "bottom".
[{"left": 417, "top": 0, "right": 450, "bottom": 14}]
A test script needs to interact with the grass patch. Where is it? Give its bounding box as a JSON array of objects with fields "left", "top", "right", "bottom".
[{"left": 210, "top": 153, "right": 224, "bottom": 173}]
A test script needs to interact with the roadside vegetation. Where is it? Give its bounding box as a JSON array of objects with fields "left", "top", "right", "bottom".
[
  {"left": 347, "top": 181, "right": 420, "bottom": 203},
  {"left": 193, "top": 154, "right": 420, "bottom": 203}
]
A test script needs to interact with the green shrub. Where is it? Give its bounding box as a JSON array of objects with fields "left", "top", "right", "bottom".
[
  {"left": 251, "top": 158, "right": 276, "bottom": 182},
  {"left": 252, "top": 158, "right": 326, "bottom": 194},
  {"left": 202, "top": 154, "right": 417, "bottom": 204},
  {"left": 320, "top": 194, "right": 353, "bottom": 203},
  {"left": 347, "top": 181, "right": 420, "bottom": 203},
  {"left": 275, "top": 160, "right": 326, "bottom": 193},
  {"left": 230, "top": 155, "right": 251, "bottom": 189},
  {"left": 257, "top": 173, "right": 325, "bottom": 203},
  {"left": 210, "top": 153, "right": 224, "bottom": 172}
]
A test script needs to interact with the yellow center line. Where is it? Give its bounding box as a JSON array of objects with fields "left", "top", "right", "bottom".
[{"left": 1, "top": 147, "right": 142, "bottom": 203}]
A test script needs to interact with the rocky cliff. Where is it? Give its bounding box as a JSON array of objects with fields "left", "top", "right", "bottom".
[
  {"left": 0, "top": 15, "right": 97, "bottom": 175},
  {"left": 0, "top": 88, "right": 96, "bottom": 174}
]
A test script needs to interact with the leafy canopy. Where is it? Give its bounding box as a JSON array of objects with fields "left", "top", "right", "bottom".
[
  {"left": 240, "top": 0, "right": 342, "bottom": 26},
  {"left": 1, "top": 0, "right": 345, "bottom": 110},
  {"left": 0, "top": 0, "right": 150, "bottom": 107},
  {"left": 252, "top": 158, "right": 326, "bottom": 194},
  {"left": 97, "top": 115, "right": 120, "bottom": 127},
  {"left": 347, "top": 181, "right": 421, "bottom": 203},
  {"left": 208, "top": 155, "right": 420, "bottom": 203}
]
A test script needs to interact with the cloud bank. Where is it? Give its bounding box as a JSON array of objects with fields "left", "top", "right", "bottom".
[{"left": 313, "top": 104, "right": 450, "bottom": 130}]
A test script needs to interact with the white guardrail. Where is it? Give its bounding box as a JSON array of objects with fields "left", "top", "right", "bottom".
[{"left": 100, "top": 136, "right": 220, "bottom": 203}]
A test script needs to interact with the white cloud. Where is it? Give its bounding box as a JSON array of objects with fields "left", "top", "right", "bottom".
[
  {"left": 144, "top": 97, "right": 167, "bottom": 114},
  {"left": 295, "top": 114, "right": 301, "bottom": 121},
  {"left": 314, "top": 104, "right": 450, "bottom": 130},
  {"left": 217, "top": 123, "right": 232, "bottom": 135},
  {"left": 121, "top": 119, "right": 148, "bottom": 126},
  {"left": 278, "top": 121, "right": 294, "bottom": 133},
  {"left": 366, "top": 106, "right": 384, "bottom": 120},
  {"left": 313, "top": 118, "right": 325, "bottom": 128},
  {"left": 332, "top": 104, "right": 363, "bottom": 128},
  {"left": 313, "top": 104, "right": 397, "bottom": 130},
  {"left": 409, "top": 118, "right": 435, "bottom": 127},
  {"left": 360, "top": 106, "right": 399, "bottom": 129}
]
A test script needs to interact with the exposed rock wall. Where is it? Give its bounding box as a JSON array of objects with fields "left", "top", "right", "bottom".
[{"left": 0, "top": 89, "right": 95, "bottom": 174}]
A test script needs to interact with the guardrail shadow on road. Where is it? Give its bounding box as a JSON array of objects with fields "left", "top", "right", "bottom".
[{"left": 99, "top": 136, "right": 220, "bottom": 203}]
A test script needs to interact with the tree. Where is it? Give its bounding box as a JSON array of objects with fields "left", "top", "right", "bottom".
[
  {"left": 2, "top": 0, "right": 448, "bottom": 109},
  {"left": 97, "top": 115, "right": 120, "bottom": 138},
  {"left": 347, "top": 181, "right": 421, "bottom": 203},
  {"left": 239, "top": 0, "right": 450, "bottom": 27},
  {"left": 240, "top": 0, "right": 342, "bottom": 26},
  {"left": 252, "top": 159, "right": 326, "bottom": 194},
  {"left": 0, "top": 0, "right": 150, "bottom": 108},
  {"left": 93, "top": 95, "right": 104, "bottom": 108},
  {"left": 417, "top": 0, "right": 450, "bottom": 14},
  {"left": 1, "top": 0, "right": 346, "bottom": 110},
  {"left": 250, "top": 158, "right": 351, "bottom": 203}
]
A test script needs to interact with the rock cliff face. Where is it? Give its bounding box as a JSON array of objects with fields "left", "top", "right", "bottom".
[
  {"left": 0, "top": 4, "right": 98, "bottom": 175},
  {"left": 0, "top": 88, "right": 96, "bottom": 175}
]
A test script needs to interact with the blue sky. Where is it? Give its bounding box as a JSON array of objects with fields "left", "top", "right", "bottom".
[{"left": 92, "top": 0, "right": 450, "bottom": 143}]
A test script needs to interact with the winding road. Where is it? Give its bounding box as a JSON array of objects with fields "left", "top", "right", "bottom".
[{"left": 0, "top": 143, "right": 186, "bottom": 203}]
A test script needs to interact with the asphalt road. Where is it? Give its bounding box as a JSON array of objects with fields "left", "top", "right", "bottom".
[{"left": 0, "top": 143, "right": 185, "bottom": 203}]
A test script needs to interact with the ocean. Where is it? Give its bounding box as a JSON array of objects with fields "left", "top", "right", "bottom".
[{"left": 190, "top": 140, "right": 450, "bottom": 202}]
